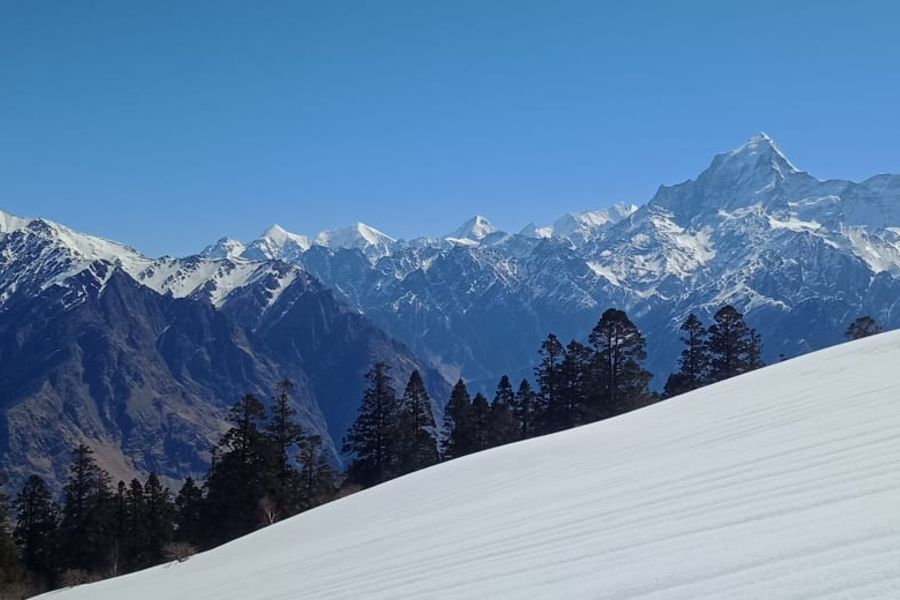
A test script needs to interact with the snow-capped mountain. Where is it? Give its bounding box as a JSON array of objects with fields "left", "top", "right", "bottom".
[
  {"left": 314, "top": 222, "right": 396, "bottom": 260},
  {"left": 445, "top": 215, "right": 497, "bottom": 243},
  {"left": 40, "top": 331, "right": 900, "bottom": 600},
  {"left": 4, "top": 133, "right": 900, "bottom": 486},
  {"left": 521, "top": 203, "right": 638, "bottom": 243},
  {"left": 219, "top": 133, "right": 900, "bottom": 386},
  {"left": 0, "top": 211, "right": 446, "bottom": 491}
]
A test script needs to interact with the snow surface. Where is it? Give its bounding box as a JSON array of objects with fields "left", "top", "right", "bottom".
[{"left": 41, "top": 331, "right": 900, "bottom": 599}]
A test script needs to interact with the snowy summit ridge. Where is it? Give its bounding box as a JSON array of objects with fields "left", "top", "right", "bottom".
[{"left": 4, "top": 133, "right": 900, "bottom": 388}]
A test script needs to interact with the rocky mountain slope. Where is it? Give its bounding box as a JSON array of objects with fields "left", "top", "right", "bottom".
[{"left": 0, "top": 215, "right": 447, "bottom": 491}]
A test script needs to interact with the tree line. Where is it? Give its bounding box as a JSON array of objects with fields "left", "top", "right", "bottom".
[
  {"left": 0, "top": 306, "right": 884, "bottom": 598},
  {"left": 0, "top": 381, "right": 338, "bottom": 597}
]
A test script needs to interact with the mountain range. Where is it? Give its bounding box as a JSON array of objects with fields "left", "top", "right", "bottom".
[{"left": 3, "top": 132, "right": 899, "bottom": 488}]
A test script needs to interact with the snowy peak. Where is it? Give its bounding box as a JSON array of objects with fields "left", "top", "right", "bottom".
[
  {"left": 727, "top": 132, "right": 798, "bottom": 173},
  {"left": 199, "top": 237, "right": 246, "bottom": 259},
  {"left": 445, "top": 215, "right": 497, "bottom": 242},
  {"left": 313, "top": 222, "right": 396, "bottom": 259},
  {"left": 520, "top": 204, "right": 638, "bottom": 242},
  {"left": 699, "top": 132, "right": 800, "bottom": 190},
  {"left": 243, "top": 224, "right": 311, "bottom": 261}
]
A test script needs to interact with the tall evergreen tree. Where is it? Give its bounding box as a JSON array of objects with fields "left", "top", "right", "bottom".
[
  {"left": 487, "top": 376, "right": 520, "bottom": 447},
  {"left": 664, "top": 313, "right": 710, "bottom": 398},
  {"left": 342, "top": 363, "right": 400, "bottom": 487},
  {"left": 510, "top": 379, "right": 538, "bottom": 438},
  {"left": 588, "top": 308, "right": 653, "bottom": 418},
  {"left": 58, "top": 444, "right": 113, "bottom": 573},
  {"left": 109, "top": 480, "right": 128, "bottom": 576},
  {"left": 555, "top": 340, "right": 591, "bottom": 429},
  {"left": 203, "top": 394, "right": 270, "bottom": 546},
  {"left": 264, "top": 379, "right": 304, "bottom": 519},
  {"left": 174, "top": 477, "right": 204, "bottom": 547},
  {"left": 142, "top": 474, "right": 176, "bottom": 567},
  {"left": 470, "top": 393, "right": 492, "bottom": 452},
  {"left": 442, "top": 379, "right": 477, "bottom": 459},
  {"left": 706, "top": 305, "right": 763, "bottom": 383},
  {"left": 13, "top": 475, "right": 59, "bottom": 587},
  {"left": 395, "top": 370, "right": 440, "bottom": 475},
  {"left": 535, "top": 334, "right": 565, "bottom": 434},
  {"left": 846, "top": 316, "right": 882, "bottom": 340},
  {"left": 124, "top": 478, "right": 149, "bottom": 570},
  {"left": 296, "top": 436, "right": 337, "bottom": 511}
]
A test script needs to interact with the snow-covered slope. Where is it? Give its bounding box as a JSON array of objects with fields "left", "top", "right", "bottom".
[{"left": 44, "top": 332, "right": 900, "bottom": 599}]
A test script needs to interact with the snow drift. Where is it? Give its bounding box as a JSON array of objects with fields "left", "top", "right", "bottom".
[{"left": 41, "top": 332, "right": 900, "bottom": 599}]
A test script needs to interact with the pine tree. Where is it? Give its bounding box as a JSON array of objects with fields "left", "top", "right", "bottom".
[
  {"left": 664, "top": 313, "right": 710, "bottom": 398},
  {"left": 535, "top": 334, "right": 565, "bottom": 434},
  {"left": 470, "top": 393, "right": 492, "bottom": 452},
  {"left": 395, "top": 370, "right": 439, "bottom": 476},
  {"left": 264, "top": 379, "right": 304, "bottom": 519},
  {"left": 342, "top": 363, "right": 400, "bottom": 487},
  {"left": 109, "top": 480, "right": 127, "bottom": 576},
  {"left": 555, "top": 340, "right": 590, "bottom": 429},
  {"left": 13, "top": 475, "right": 59, "bottom": 587},
  {"left": 124, "top": 478, "right": 149, "bottom": 570},
  {"left": 58, "top": 444, "right": 114, "bottom": 574},
  {"left": 488, "top": 376, "right": 520, "bottom": 445},
  {"left": 846, "top": 316, "right": 882, "bottom": 340},
  {"left": 487, "top": 375, "right": 520, "bottom": 447},
  {"left": 588, "top": 308, "right": 653, "bottom": 418},
  {"left": 142, "top": 474, "right": 175, "bottom": 566},
  {"left": 442, "top": 379, "right": 476, "bottom": 459},
  {"left": 296, "top": 435, "right": 337, "bottom": 511},
  {"left": 203, "top": 394, "right": 270, "bottom": 546},
  {"left": 510, "top": 379, "right": 538, "bottom": 438},
  {"left": 174, "top": 477, "right": 204, "bottom": 547},
  {"left": 706, "top": 305, "right": 763, "bottom": 383}
]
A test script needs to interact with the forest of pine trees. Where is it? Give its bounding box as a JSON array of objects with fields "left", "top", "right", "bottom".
[{"left": 1, "top": 305, "right": 875, "bottom": 598}]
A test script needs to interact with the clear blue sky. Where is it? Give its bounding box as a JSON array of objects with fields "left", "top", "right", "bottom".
[{"left": 2, "top": 1, "right": 899, "bottom": 256}]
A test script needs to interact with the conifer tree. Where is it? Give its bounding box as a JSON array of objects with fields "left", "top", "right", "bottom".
[
  {"left": 487, "top": 376, "right": 520, "bottom": 447},
  {"left": 846, "top": 316, "right": 882, "bottom": 340},
  {"left": 296, "top": 435, "right": 337, "bottom": 510},
  {"left": 14, "top": 475, "right": 59, "bottom": 587},
  {"left": 588, "top": 308, "right": 653, "bottom": 417},
  {"left": 265, "top": 379, "right": 304, "bottom": 518},
  {"left": 470, "top": 392, "right": 492, "bottom": 452},
  {"left": 706, "top": 305, "right": 763, "bottom": 383},
  {"left": 442, "top": 379, "right": 476, "bottom": 459},
  {"left": 342, "top": 363, "right": 400, "bottom": 487},
  {"left": 203, "top": 394, "right": 270, "bottom": 546},
  {"left": 124, "top": 478, "right": 149, "bottom": 570},
  {"left": 556, "top": 340, "right": 590, "bottom": 429},
  {"left": 535, "top": 334, "right": 565, "bottom": 434},
  {"left": 174, "top": 477, "right": 204, "bottom": 547},
  {"left": 58, "top": 444, "right": 114, "bottom": 573},
  {"left": 510, "top": 379, "right": 538, "bottom": 438},
  {"left": 142, "top": 474, "right": 175, "bottom": 566},
  {"left": 664, "top": 313, "right": 710, "bottom": 398},
  {"left": 109, "top": 480, "right": 127, "bottom": 576},
  {"left": 395, "top": 370, "right": 439, "bottom": 475}
]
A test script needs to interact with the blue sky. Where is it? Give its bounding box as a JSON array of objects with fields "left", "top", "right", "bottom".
[{"left": 2, "top": 1, "right": 899, "bottom": 256}]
